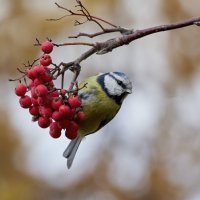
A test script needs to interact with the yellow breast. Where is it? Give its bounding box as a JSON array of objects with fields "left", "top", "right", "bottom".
[{"left": 78, "top": 76, "right": 120, "bottom": 136}]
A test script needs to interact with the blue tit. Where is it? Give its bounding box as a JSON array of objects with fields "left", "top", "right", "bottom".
[{"left": 63, "top": 72, "right": 132, "bottom": 168}]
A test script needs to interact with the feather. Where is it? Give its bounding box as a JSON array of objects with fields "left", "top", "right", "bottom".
[
  {"left": 63, "top": 136, "right": 82, "bottom": 169},
  {"left": 62, "top": 72, "right": 132, "bottom": 169}
]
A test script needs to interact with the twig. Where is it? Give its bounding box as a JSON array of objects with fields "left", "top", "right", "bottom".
[
  {"left": 34, "top": 38, "right": 41, "bottom": 46},
  {"left": 53, "top": 42, "right": 95, "bottom": 47},
  {"left": 48, "top": 2, "right": 117, "bottom": 28},
  {"left": 68, "top": 63, "right": 81, "bottom": 91},
  {"left": 8, "top": 75, "right": 26, "bottom": 82},
  {"left": 194, "top": 21, "right": 200, "bottom": 26},
  {"left": 17, "top": 67, "right": 26, "bottom": 74},
  {"left": 23, "top": 59, "right": 39, "bottom": 68},
  {"left": 75, "top": 0, "right": 105, "bottom": 31}
]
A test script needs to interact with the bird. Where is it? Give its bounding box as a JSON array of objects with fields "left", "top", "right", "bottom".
[{"left": 63, "top": 72, "right": 132, "bottom": 168}]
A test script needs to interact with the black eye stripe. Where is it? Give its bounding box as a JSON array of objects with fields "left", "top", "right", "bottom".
[
  {"left": 109, "top": 74, "right": 126, "bottom": 89},
  {"left": 116, "top": 79, "right": 124, "bottom": 87},
  {"left": 97, "top": 73, "right": 128, "bottom": 105}
]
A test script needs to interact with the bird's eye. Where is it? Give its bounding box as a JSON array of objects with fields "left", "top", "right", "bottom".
[{"left": 116, "top": 80, "right": 123, "bottom": 87}]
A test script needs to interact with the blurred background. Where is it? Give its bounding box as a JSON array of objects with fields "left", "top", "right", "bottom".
[{"left": 1, "top": 0, "right": 200, "bottom": 199}]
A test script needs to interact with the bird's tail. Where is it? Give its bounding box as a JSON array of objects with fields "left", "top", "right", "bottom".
[{"left": 63, "top": 136, "right": 82, "bottom": 169}]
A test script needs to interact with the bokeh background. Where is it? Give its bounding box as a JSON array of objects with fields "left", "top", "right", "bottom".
[{"left": 1, "top": 0, "right": 200, "bottom": 199}]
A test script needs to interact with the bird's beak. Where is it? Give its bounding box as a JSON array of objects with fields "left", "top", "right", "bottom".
[{"left": 126, "top": 88, "right": 132, "bottom": 94}]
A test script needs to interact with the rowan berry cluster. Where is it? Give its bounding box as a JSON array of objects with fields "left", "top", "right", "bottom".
[{"left": 14, "top": 41, "right": 85, "bottom": 140}]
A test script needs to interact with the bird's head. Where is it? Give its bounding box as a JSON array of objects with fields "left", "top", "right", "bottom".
[{"left": 97, "top": 72, "right": 132, "bottom": 104}]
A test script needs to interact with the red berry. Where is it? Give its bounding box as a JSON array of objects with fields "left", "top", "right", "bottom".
[
  {"left": 68, "top": 108, "right": 76, "bottom": 120},
  {"left": 48, "top": 81, "right": 55, "bottom": 88},
  {"left": 58, "top": 119, "right": 70, "bottom": 129},
  {"left": 51, "top": 97, "right": 63, "bottom": 110},
  {"left": 34, "top": 65, "right": 46, "bottom": 77},
  {"left": 52, "top": 111, "right": 62, "bottom": 121},
  {"left": 60, "top": 89, "right": 67, "bottom": 95},
  {"left": 77, "top": 111, "right": 85, "bottom": 121},
  {"left": 37, "top": 96, "right": 52, "bottom": 106},
  {"left": 19, "top": 95, "right": 32, "bottom": 108},
  {"left": 59, "top": 105, "right": 71, "bottom": 117},
  {"left": 65, "top": 129, "right": 77, "bottom": 140},
  {"left": 68, "top": 95, "right": 82, "bottom": 108},
  {"left": 50, "top": 90, "right": 59, "bottom": 97},
  {"left": 65, "top": 121, "right": 79, "bottom": 140},
  {"left": 40, "top": 106, "right": 52, "bottom": 118},
  {"left": 42, "top": 72, "right": 53, "bottom": 82},
  {"left": 15, "top": 83, "right": 27, "bottom": 96},
  {"left": 34, "top": 78, "right": 44, "bottom": 86},
  {"left": 26, "top": 68, "right": 37, "bottom": 80},
  {"left": 35, "top": 84, "right": 48, "bottom": 97},
  {"left": 37, "top": 97, "right": 46, "bottom": 106},
  {"left": 40, "top": 54, "right": 52, "bottom": 66},
  {"left": 31, "top": 97, "right": 39, "bottom": 106},
  {"left": 29, "top": 106, "right": 40, "bottom": 116},
  {"left": 29, "top": 81, "right": 34, "bottom": 88},
  {"left": 31, "top": 87, "right": 37, "bottom": 98},
  {"left": 70, "top": 121, "right": 79, "bottom": 131},
  {"left": 38, "top": 116, "right": 51, "bottom": 128},
  {"left": 41, "top": 41, "right": 54, "bottom": 54},
  {"left": 49, "top": 122, "right": 62, "bottom": 138}
]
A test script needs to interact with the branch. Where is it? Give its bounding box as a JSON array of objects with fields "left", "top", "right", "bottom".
[
  {"left": 54, "top": 16, "right": 200, "bottom": 77},
  {"left": 68, "top": 27, "right": 134, "bottom": 38},
  {"left": 97, "top": 16, "right": 200, "bottom": 54},
  {"left": 54, "top": 47, "right": 96, "bottom": 78},
  {"left": 95, "top": 16, "right": 200, "bottom": 54}
]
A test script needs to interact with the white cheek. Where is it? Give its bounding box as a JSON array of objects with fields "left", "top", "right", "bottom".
[
  {"left": 110, "top": 72, "right": 132, "bottom": 90},
  {"left": 104, "top": 76, "right": 122, "bottom": 96},
  {"left": 114, "top": 87, "right": 123, "bottom": 95}
]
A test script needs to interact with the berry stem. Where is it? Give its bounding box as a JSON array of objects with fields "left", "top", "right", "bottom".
[
  {"left": 34, "top": 38, "right": 41, "bottom": 46},
  {"left": 61, "top": 72, "right": 64, "bottom": 89},
  {"left": 17, "top": 67, "right": 26, "bottom": 74},
  {"left": 68, "top": 64, "right": 81, "bottom": 91},
  {"left": 67, "top": 83, "right": 88, "bottom": 94},
  {"left": 8, "top": 74, "right": 26, "bottom": 82}
]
